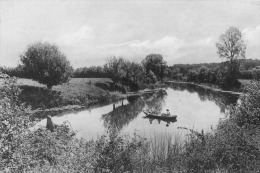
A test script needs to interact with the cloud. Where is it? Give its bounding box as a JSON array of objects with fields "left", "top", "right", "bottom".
[
  {"left": 97, "top": 35, "right": 216, "bottom": 65},
  {"left": 192, "top": 36, "right": 215, "bottom": 46},
  {"left": 242, "top": 25, "right": 260, "bottom": 46},
  {"left": 126, "top": 36, "right": 185, "bottom": 50},
  {"left": 57, "top": 25, "right": 93, "bottom": 46}
]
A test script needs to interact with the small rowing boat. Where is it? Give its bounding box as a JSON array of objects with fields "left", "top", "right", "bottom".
[{"left": 143, "top": 111, "right": 177, "bottom": 122}]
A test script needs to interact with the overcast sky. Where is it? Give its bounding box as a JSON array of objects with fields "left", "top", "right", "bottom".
[{"left": 0, "top": 0, "right": 259, "bottom": 68}]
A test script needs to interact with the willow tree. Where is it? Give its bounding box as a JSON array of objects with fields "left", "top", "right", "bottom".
[
  {"left": 20, "top": 42, "right": 73, "bottom": 90},
  {"left": 216, "top": 27, "right": 246, "bottom": 88}
]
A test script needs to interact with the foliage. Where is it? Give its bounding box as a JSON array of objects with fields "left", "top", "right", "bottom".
[
  {"left": 239, "top": 70, "right": 253, "bottom": 79},
  {"left": 144, "top": 70, "right": 158, "bottom": 84},
  {"left": 73, "top": 66, "right": 108, "bottom": 78},
  {"left": 93, "top": 132, "right": 144, "bottom": 172},
  {"left": 187, "top": 66, "right": 217, "bottom": 85},
  {"left": 0, "top": 65, "right": 25, "bottom": 78},
  {"left": 0, "top": 77, "right": 34, "bottom": 171},
  {"left": 232, "top": 81, "right": 260, "bottom": 126},
  {"left": 20, "top": 42, "right": 73, "bottom": 90},
  {"left": 187, "top": 70, "right": 198, "bottom": 82},
  {"left": 142, "top": 54, "right": 167, "bottom": 82},
  {"left": 104, "top": 57, "right": 125, "bottom": 86},
  {"left": 216, "top": 65, "right": 241, "bottom": 90},
  {"left": 252, "top": 69, "right": 260, "bottom": 80},
  {"left": 120, "top": 60, "right": 145, "bottom": 91}
]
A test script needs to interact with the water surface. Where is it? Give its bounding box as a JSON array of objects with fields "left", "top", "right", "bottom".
[{"left": 37, "top": 83, "right": 239, "bottom": 140}]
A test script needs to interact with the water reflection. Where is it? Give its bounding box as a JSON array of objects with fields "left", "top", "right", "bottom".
[
  {"left": 102, "top": 94, "right": 168, "bottom": 133},
  {"left": 143, "top": 93, "right": 167, "bottom": 114},
  {"left": 102, "top": 96, "right": 145, "bottom": 132},
  {"left": 169, "top": 83, "right": 239, "bottom": 113}
]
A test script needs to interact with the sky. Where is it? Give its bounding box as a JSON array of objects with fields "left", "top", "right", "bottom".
[{"left": 0, "top": 0, "right": 260, "bottom": 68}]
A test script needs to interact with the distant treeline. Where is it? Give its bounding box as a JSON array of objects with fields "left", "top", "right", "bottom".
[
  {"left": 73, "top": 66, "right": 109, "bottom": 78},
  {"left": 1, "top": 58, "right": 260, "bottom": 83},
  {"left": 165, "top": 59, "right": 260, "bottom": 81}
]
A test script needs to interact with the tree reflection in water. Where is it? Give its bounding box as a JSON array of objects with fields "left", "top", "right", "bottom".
[
  {"left": 102, "top": 96, "right": 145, "bottom": 133},
  {"left": 102, "top": 93, "right": 168, "bottom": 133},
  {"left": 143, "top": 93, "right": 167, "bottom": 114},
  {"left": 169, "top": 83, "right": 239, "bottom": 113}
]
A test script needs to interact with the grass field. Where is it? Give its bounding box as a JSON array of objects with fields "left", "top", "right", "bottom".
[
  {"left": 238, "top": 79, "right": 254, "bottom": 86},
  {"left": 1, "top": 77, "right": 124, "bottom": 109},
  {"left": 0, "top": 78, "right": 112, "bottom": 87}
]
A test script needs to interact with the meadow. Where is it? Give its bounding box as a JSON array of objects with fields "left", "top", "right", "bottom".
[{"left": 0, "top": 78, "right": 124, "bottom": 110}]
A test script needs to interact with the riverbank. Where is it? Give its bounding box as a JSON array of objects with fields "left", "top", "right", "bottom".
[
  {"left": 5, "top": 78, "right": 126, "bottom": 111},
  {"left": 166, "top": 80, "right": 242, "bottom": 95}
]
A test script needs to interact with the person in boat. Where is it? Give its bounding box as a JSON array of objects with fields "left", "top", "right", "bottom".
[
  {"left": 166, "top": 109, "right": 170, "bottom": 117},
  {"left": 149, "top": 108, "right": 156, "bottom": 115}
]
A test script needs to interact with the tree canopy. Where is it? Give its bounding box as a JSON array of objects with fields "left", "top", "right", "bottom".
[
  {"left": 20, "top": 42, "right": 73, "bottom": 90},
  {"left": 142, "top": 54, "right": 167, "bottom": 82},
  {"left": 104, "top": 57, "right": 125, "bottom": 86},
  {"left": 216, "top": 27, "right": 246, "bottom": 62}
]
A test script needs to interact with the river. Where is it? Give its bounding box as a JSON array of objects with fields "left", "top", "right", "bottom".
[{"left": 37, "top": 83, "right": 240, "bottom": 140}]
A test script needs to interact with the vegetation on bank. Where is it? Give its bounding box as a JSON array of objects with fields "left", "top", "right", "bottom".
[{"left": 1, "top": 76, "right": 260, "bottom": 172}]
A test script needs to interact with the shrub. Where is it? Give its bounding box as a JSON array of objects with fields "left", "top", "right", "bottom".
[
  {"left": 0, "top": 77, "right": 34, "bottom": 171},
  {"left": 252, "top": 69, "right": 260, "bottom": 80},
  {"left": 232, "top": 81, "right": 260, "bottom": 126}
]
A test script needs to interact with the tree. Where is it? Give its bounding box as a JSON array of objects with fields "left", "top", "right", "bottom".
[
  {"left": 104, "top": 57, "right": 125, "bottom": 86},
  {"left": 120, "top": 60, "right": 145, "bottom": 91},
  {"left": 146, "top": 70, "right": 157, "bottom": 84},
  {"left": 142, "top": 54, "right": 167, "bottom": 82},
  {"left": 216, "top": 27, "right": 246, "bottom": 88},
  {"left": 216, "top": 27, "right": 246, "bottom": 61},
  {"left": 187, "top": 71, "right": 198, "bottom": 82},
  {"left": 197, "top": 66, "right": 209, "bottom": 83},
  {"left": 20, "top": 42, "right": 73, "bottom": 90}
]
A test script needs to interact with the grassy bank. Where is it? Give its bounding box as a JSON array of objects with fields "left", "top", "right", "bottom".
[{"left": 0, "top": 78, "right": 126, "bottom": 110}]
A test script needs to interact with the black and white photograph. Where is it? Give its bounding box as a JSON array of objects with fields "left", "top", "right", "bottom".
[{"left": 0, "top": 0, "right": 260, "bottom": 172}]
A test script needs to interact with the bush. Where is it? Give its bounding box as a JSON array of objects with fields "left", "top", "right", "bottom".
[
  {"left": 0, "top": 77, "right": 34, "bottom": 171},
  {"left": 252, "top": 69, "right": 260, "bottom": 80},
  {"left": 232, "top": 81, "right": 260, "bottom": 126}
]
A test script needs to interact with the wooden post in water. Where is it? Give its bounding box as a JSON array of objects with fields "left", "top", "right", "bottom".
[
  {"left": 46, "top": 115, "right": 54, "bottom": 132},
  {"left": 113, "top": 104, "right": 115, "bottom": 110}
]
